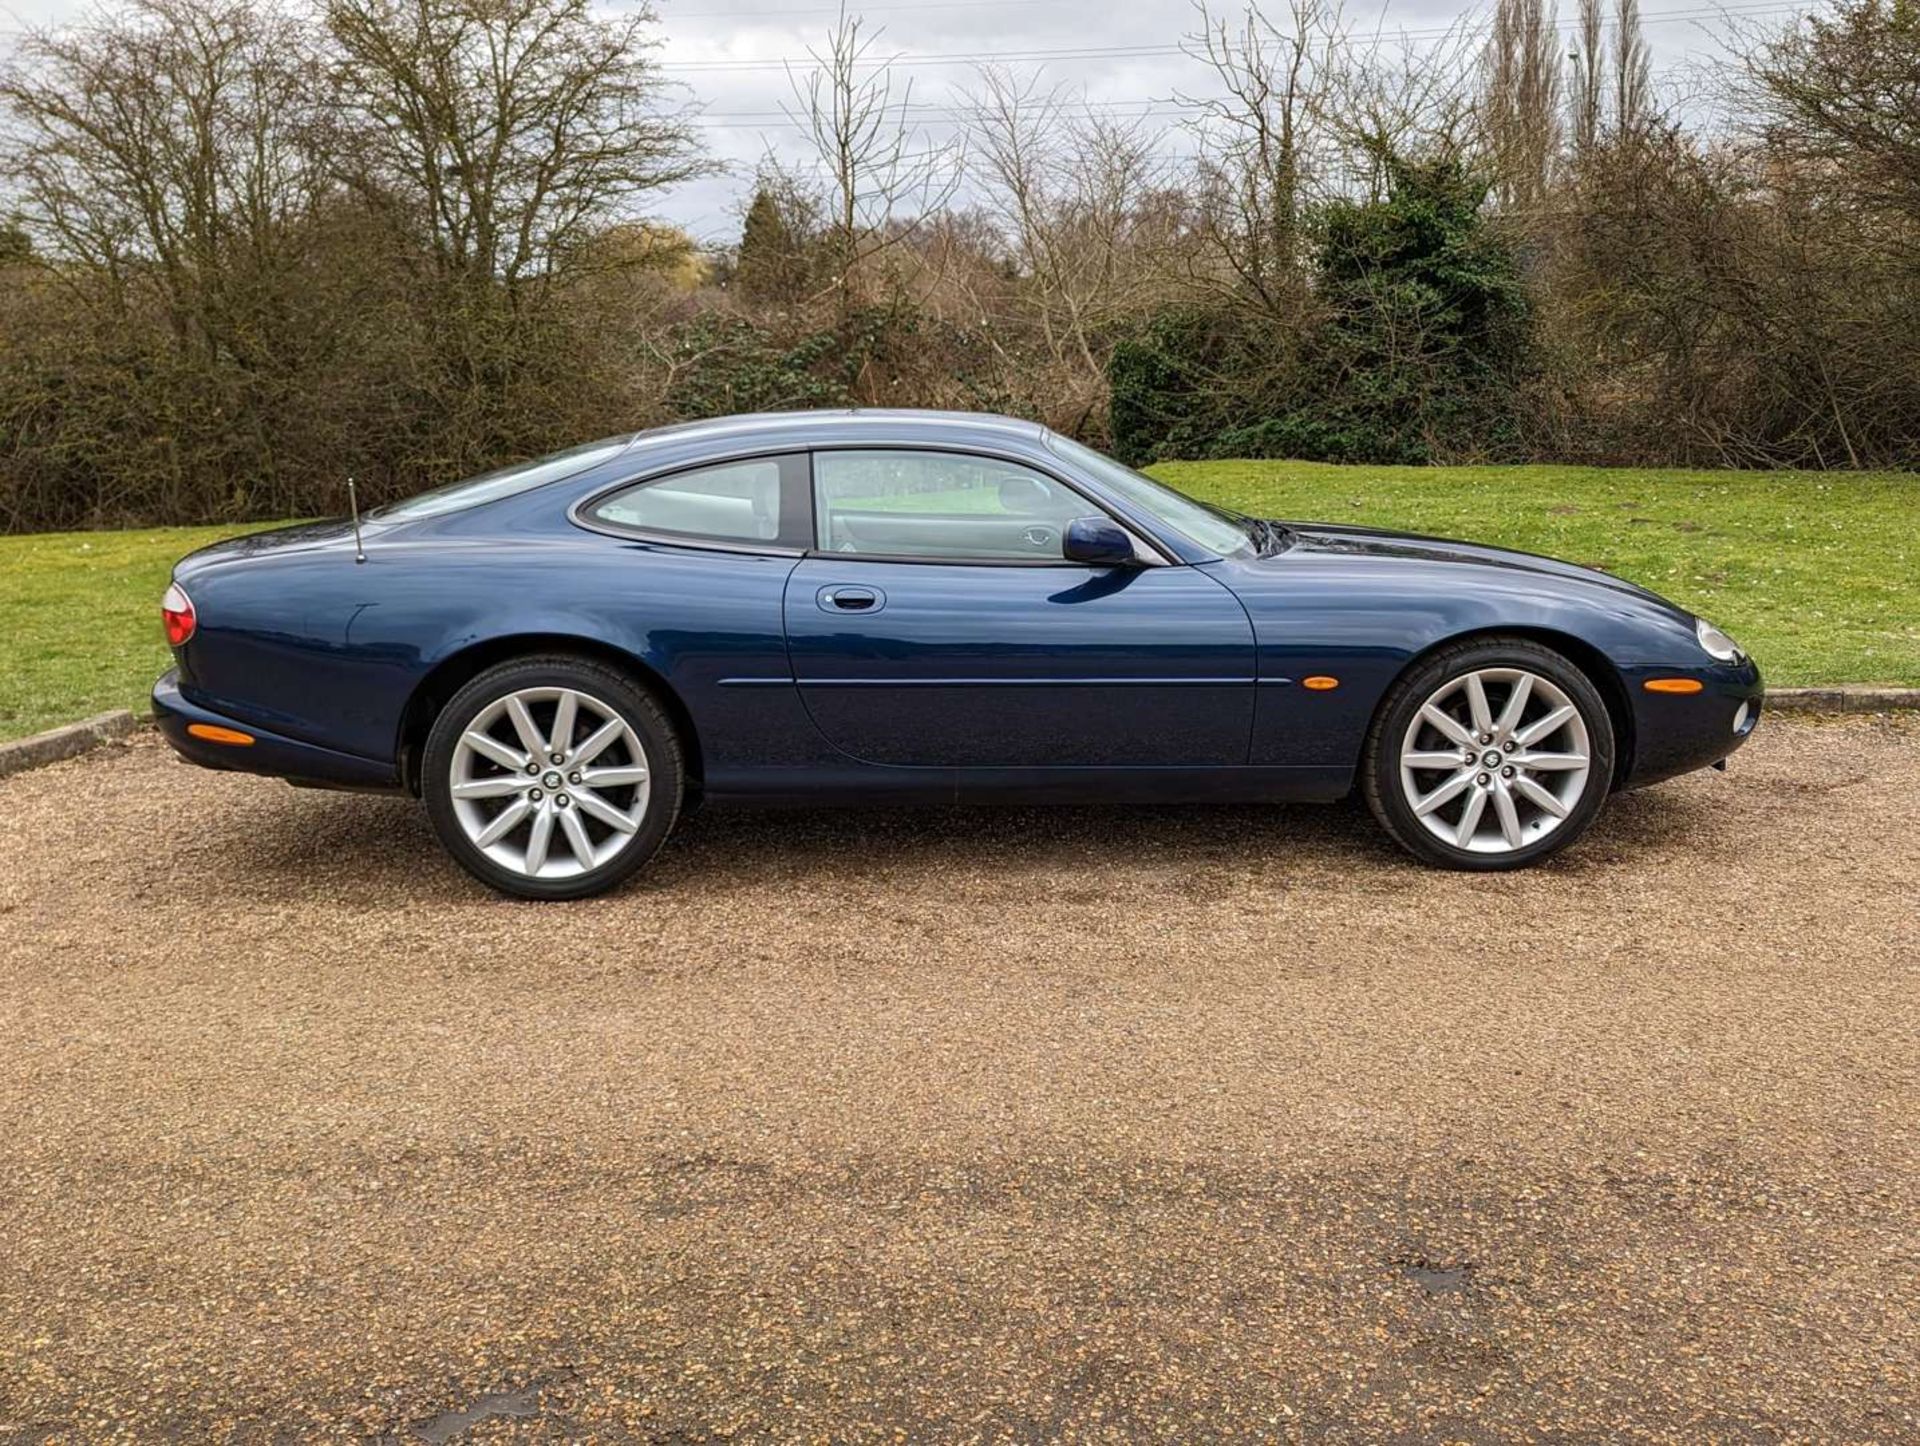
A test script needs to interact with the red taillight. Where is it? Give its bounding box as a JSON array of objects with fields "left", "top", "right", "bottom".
[{"left": 161, "top": 581, "right": 196, "bottom": 646}]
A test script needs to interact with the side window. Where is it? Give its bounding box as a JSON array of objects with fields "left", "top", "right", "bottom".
[
  {"left": 586, "top": 455, "right": 803, "bottom": 546},
  {"left": 814, "top": 450, "right": 1097, "bottom": 561}
]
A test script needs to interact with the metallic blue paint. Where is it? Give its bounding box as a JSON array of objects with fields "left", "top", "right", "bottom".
[
  {"left": 784, "top": 555, "right": 1255, "bottom": 767},
  {"left": 155, "top": 410, "right": 1762, "bottom": 809},
  {"left": 153, "top": 668, "right": 398, "bottom": 788},
  {"left": 1062, "top": 515, "right": 1136, "bottom": 567}
]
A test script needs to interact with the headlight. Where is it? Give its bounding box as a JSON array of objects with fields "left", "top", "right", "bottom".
[{"left": 1695, "top": 617, "right": 1744, "bottom": 662}]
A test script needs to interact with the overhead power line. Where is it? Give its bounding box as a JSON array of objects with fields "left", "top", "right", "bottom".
[
  {"left": 684, "top": 67, "right": 1700, "bottom": 128},
  {"left": 692, "top": 102, "right": 1193, "bottom": 127},
  {"left": 657, "top": 0, "right": 1804, "bottom": 70},
  {"left": 692, "top": 48, "right": 1699, "bottom": 119},
  {"left": 666, "top": 0, "right": 1035, "bottom": 17}
]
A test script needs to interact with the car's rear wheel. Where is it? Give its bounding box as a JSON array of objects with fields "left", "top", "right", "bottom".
[
  {"left": 422, "top": 656, "right": 683, "bottom": 899},
  {"left": 1361, "top": 637, "right": 1615, "bottom": 870}
]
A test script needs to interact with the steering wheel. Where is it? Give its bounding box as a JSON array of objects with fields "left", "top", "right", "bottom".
[{"left": 1020, "top": 523, "right": 1060, "bottom": 552}]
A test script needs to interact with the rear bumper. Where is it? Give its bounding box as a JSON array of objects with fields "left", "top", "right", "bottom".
[{"left": 152, "top": 669, "right": 400, "bottom": 790}]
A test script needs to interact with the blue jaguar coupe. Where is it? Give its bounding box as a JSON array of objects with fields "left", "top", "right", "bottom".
[{"left": 154, "top": 411, "right": 1762, "bottom": 898}]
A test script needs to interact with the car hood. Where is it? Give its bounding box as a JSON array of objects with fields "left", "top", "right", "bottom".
[{"left": 1274, "top": 520, "right": 1694, "bottom": 619}]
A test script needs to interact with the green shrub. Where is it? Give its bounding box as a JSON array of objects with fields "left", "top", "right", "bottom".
[
  {"left": 1107, "top": 155, "right": 1535, "bottom": 466},
  {"left": 1108, "top": 310, "right": 1238, "bottom": 465}
]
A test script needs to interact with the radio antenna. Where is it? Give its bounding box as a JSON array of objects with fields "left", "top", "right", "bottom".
[{"left": 347, "top": 476, "right": 366, "bottom": 564}]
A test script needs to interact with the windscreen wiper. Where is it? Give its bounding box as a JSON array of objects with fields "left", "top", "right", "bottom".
[{"left": 1250, "top": 517, "right": 1295, "bottom": 554}]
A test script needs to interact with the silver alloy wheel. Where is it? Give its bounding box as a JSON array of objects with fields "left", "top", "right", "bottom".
[
  {"left": 1398, "top": 667, "right": 1592, "bottom": 855},
  {"left": 448, "top": 686, "right": 651, "bottom": 880}
]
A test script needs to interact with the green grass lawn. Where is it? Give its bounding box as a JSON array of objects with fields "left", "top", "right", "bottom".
[
  {"left": 1, "top": 523, "right": 287, "bottom": 740},
  {"left": 1159, "top": 461, "right": 1919, "bottom": 689},
  {"left": 2, "top": 462, "right": 1915, "bottom": 741}
]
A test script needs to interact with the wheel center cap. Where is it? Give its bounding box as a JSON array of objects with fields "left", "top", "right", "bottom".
[
  {"left": 543, "top": 771, "right": 563, "bottom": 789},
  {"left": 1482, "top": 751, "right": 1502, "bottom": 769}
]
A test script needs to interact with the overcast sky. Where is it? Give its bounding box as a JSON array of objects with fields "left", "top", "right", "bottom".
[
  {"left": 0, "top": 0, "right": 1797, "bottom": 243},
  {"left": 648, "top": 0, "right": 1794, "bottom": 241}
]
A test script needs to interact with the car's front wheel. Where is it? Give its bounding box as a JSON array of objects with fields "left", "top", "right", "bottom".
[
  {"left": 422, "top": 655, "right": 683, "bottom": 899},
  {"left": 1362, "top": 637, "right": 1616, "bottom": 870}
]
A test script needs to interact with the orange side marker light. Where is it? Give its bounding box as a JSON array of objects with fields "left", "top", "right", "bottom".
[
  {"left": 1303, "top": 676, "right": 1340, "bottom": 691},
  {"left": 1643, "top": 678, "right": 1704, "bottom": 695},
  {"left": 187, "top": 723, "right": 256, "bottom": 745}
]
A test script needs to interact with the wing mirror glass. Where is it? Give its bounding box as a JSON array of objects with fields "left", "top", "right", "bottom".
[{"left": 1062, "top": 516, "right": 1137, "bottom": 567}]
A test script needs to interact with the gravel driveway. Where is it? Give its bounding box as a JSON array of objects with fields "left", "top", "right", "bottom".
[{"left": 2, "top": 716, "right": 1916, "bottom": 1441}]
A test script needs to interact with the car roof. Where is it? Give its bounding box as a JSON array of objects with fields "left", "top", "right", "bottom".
[{"left": 619, "top": 409, "right": 1049, "bottom": 456}]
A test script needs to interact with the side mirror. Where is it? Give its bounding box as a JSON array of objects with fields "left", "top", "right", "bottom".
[{"left": 1062, "top": 516, "right": 1137, "bottom": 567}]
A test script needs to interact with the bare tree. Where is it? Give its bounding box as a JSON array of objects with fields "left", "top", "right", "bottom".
[
  {"left": 0, "top": 0, "right": 325, "bottom": 348},
  {"left": 1179, "top": 0, "right": 1346, "bottom": 313},
  {"left": 1325, "top": 17, "right": 1480, "bottom": 198},
  {"left": 0, "top": 0, "right": 340, "bottom": 521},
  {"left": 1568, "top": 0, "right": 1606, "bottom": 155},
  {"left": 1614, "top": 0, "right": 1653, "bottom": 138},
  {"left": 964, "top": 67, "right": 1169, "bottom": 417},
  {"left": 785, "top": 4, "right": 961, "bottom": 318},
  {"left": 324, "top": 0, "right": 704, "bottom": 293},
  {"left": 1738, "top": 0, "right": 1920, "bottom": 233},
  {"left": 1482, "top": 0, "right": 1562, "bottom": 207}
]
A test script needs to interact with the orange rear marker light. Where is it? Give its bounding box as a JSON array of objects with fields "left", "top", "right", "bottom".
[
  {"left": 1643, "top": 678, "right": 1705, "bottom": 695},
  {"left": 187, "top": 723, "right": 255, "bottom": 745},
  {"left": 1303, "top": 676, "right": 1340, "bottom": 691}
]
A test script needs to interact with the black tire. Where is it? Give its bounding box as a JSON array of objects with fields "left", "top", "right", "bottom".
[
  {"left": 1360, "top": 636, "right": 1616, "bottom": 871},
  {"left": 422, "top": 654, "right": 684, "bottom": 900}
]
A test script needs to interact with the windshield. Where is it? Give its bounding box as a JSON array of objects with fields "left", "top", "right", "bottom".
[
  {"left": 372, "top": 435, "right": 635, "bottom": 522},
  {"left": 1044, "top": 434, "right": 1254, "bottom": 558}
]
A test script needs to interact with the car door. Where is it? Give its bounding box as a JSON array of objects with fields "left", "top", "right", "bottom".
[{"left": 784, "top": 447, "right": 1255, "bottom": 768}]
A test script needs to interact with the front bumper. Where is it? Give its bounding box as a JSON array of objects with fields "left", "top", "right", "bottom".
[
  {"left": 1620, "top": 657, "right": 1764, "bottom": 789},
  {"left": 152, "top": 669, "right": 399, "bottom": 790}
]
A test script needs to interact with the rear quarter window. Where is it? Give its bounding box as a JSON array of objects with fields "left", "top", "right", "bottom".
[{"left": 582, "top": 454, "right": 811, "bottom": 549}]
